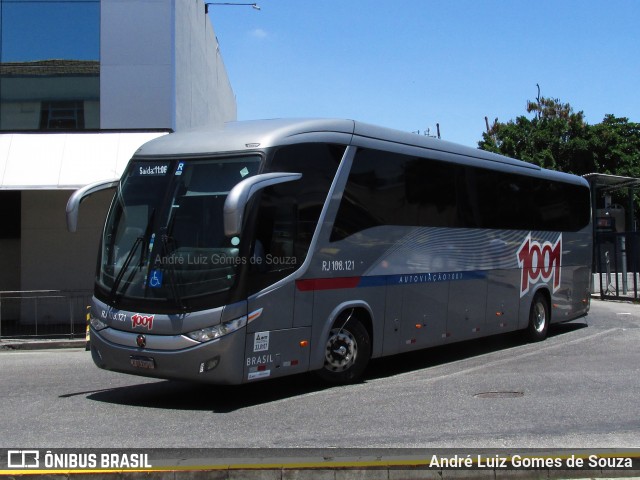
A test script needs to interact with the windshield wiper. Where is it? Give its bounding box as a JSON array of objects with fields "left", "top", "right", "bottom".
[
  {"left": 109, "top": 236, "right": 143, "bottom": 303},
  {"left": 109, "top": 209, "right": 156, "bottom": 304},
  {"left": 159, "top": 227, "right": 186, "bottom": 311}
]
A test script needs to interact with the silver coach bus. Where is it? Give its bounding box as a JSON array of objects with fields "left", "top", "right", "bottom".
[{"left": 67, "top": 119, "right": 592, "bottom": 385}]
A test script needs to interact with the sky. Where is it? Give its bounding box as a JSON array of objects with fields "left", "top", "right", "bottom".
[{"left": 209, "top": 0, "right": 640, "bottom": 148}]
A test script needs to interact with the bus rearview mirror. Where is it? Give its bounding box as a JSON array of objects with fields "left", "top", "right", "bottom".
[
  {"left": 224, "top": 172, "right": 302, "bottom": 237},
  {"left": 66, "top": 178, "right": 120, "bottom": 232}
]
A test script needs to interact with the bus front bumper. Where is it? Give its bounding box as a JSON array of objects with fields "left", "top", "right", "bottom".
[{"left": 89, "top": 326, "right": 246, "bottom": 385}]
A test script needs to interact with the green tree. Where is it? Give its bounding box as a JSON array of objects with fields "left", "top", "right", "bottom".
[
  {"left": 589, "top": 115, "right": 640, "bottom": 179},
  {"left": 479, "top": 98, "right": 640, "bottom": 220},
  {"left": 479, "top": 96, "right": 595, "bottom": 175}
]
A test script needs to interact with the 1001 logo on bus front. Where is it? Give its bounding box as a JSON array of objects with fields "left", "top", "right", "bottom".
[{"left": 517, "top": 233, "right": 562, "bottom": 297}]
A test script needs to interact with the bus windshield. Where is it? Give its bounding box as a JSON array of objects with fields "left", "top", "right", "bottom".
[{"left": 98, "top": 156, "right": 261, "bottom": 309}]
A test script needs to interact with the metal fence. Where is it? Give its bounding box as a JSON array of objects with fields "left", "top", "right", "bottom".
[
  {"left": 0, "top": 290, "right": 92, "bottom": 339},
  {"left": 594, "top": 232, "right": 640, "bottom": 300}
]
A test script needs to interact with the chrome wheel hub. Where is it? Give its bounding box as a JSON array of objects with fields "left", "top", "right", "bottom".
[
  {"left": 533, "top": 302, "right": 546, "bottom": 333},
  {"left": 324, "top": 328, "right": 358, "bottom": 372}
]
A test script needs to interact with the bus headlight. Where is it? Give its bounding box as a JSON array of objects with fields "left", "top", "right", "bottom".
[
  {"left": 90, "top": 316, "right": 108, "bottom": 331},
  {"left": 186, "top": 315, "right": 247, "bottom": 343}
]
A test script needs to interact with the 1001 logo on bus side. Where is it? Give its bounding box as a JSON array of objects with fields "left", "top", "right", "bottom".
[{"left": 517, "top": 233, "right": 562, "bottom": 297}]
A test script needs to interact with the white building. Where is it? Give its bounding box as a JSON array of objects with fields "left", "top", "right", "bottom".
[{"left": 0, "top": 0, "right": 236, "bottom": 334}]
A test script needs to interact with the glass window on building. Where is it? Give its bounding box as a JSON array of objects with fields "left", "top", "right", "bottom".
[{"left": 0, "top": 0, "right": 100, "bottom": 131}]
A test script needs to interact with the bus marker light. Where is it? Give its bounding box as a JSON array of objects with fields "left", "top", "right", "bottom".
[
  {"left": 248, "top": 308, "right": 263, "bottom": 323},
  {"left": 415, "top": 324, "right": 422, "bottom": 329},
  {"left": 299, "top": 340, "right": 308, "bottom": 348},
  {"left": 496, "top": 311, "right": 503, "bottom": 316}
]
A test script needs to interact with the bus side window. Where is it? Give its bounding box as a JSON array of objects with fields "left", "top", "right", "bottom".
[
  {"left": 331, "top": 149, "right": 465, "bottom": 241},
  {"left": 252, "top": 188, "right": 297, "bottom": 270},
  {"left": 249, "top": 143, "right": 343, "bottom": 294}
]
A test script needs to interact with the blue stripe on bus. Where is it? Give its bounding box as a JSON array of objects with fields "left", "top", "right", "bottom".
[{"left": 296, "top": 271, "right": 487, "bottom": 291}]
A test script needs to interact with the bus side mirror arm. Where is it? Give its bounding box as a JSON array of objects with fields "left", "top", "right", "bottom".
[
  {"left": 224, "top": 172, "right": 302, "bottom": 237},
  {"left": 66, "top": 178, "right": 120, "bottom": 232}
]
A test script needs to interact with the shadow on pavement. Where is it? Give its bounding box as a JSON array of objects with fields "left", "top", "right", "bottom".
[{"left": 78, "top": 320, "right": 588, "bottom": 412}]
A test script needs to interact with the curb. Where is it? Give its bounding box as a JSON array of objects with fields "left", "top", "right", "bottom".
[{"left": 0, "top": 339, "right": 86, "bottom": 351}]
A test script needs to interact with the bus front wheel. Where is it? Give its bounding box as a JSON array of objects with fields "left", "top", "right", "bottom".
[
  {"left": 317, "top": 317, "right": 371, "bottom": 384},
  {"left": 526, "top": 293, "right": 549, "bottom": 342}
]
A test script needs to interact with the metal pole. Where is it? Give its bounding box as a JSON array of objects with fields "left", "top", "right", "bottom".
[
  {"left": 621, "top": 234, "right": 628, "bottom": 295},
  {"left": 614, "top": 236, "right": 620, "bottom": 297},
  {"left": 604, "top": 250, "right": 611, "bottom": 296},
  {"left": 633, "top": 233, "right": 639, "bottom": 300},
  {"left": 629, "top": 186, "right": 637, "bottom": 298},
  {"left": 599, "top": 244, "right": 605, "bottom": 298},
  {"left": 69, "top": 296, "right": 75, "bottom": 339}
]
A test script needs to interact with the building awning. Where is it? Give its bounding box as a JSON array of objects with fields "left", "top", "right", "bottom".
[
  {"left": 584, "top": 173, "right": 640, "bottom": 192},
  {"left": 0, "top": 131, "right": 169, "bottom": 190}
]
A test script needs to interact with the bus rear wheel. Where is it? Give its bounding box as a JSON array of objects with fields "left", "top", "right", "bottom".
[
  {"left": 316, "top": 317, "right": 371, "bottom": 384},
  {"left": 526, "top": 293, "right": 549, "bottom": 342}
]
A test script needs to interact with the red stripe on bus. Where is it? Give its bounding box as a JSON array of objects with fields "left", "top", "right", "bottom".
[{"left": 295, "top": 277, "right": 361, "bottom": 291}]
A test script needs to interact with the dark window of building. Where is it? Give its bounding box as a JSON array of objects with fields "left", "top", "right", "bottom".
[
  {"left": 39, "top": 101, "right": 85, "bottom": 130},
  {"left": 249, "top": 143, "right": 344, "bottom": 293},
  {"left": 0, "top": 191, "right": 21, "bottom": 239}
]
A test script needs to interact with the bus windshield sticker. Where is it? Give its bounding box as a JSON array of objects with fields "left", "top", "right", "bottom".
[
  {"left": 253, "top": 331, "right": 269, "bottom": 352},
  {"left": 175, "top": 162, "right": 184, "bottom": 176},
  {"left": 239, "top": 166, "right": 249, "bottom": 177},
  {"left": 135, "top": 162, "right": 170, "bottom": 177},
  {"left": 148, "top": 269, "right": 163, "bottom": 288}
]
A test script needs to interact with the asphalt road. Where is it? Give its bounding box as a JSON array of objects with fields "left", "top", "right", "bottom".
[{"left": 1, "top": 299, "right": 638, "bottom": 449}]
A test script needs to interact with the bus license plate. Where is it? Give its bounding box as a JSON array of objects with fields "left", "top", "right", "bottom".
[{"left": 130, "top": 355, "right": 155, "bottom": 369}]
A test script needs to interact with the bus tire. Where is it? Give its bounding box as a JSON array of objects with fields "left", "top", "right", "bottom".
[
  {"left": 525, "top": 292, "right": 549, "bottom": 342},
  {"left": 316, "top": 317, "right": 371, "bottom": 384}
]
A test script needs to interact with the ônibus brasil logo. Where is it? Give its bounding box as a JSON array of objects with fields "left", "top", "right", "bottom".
[
  {"left": 131, "top": 313, "right": 154, "bottom": 330},
  {"left": 517, "top": 233, "right": 562, "bottom": 297}
]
